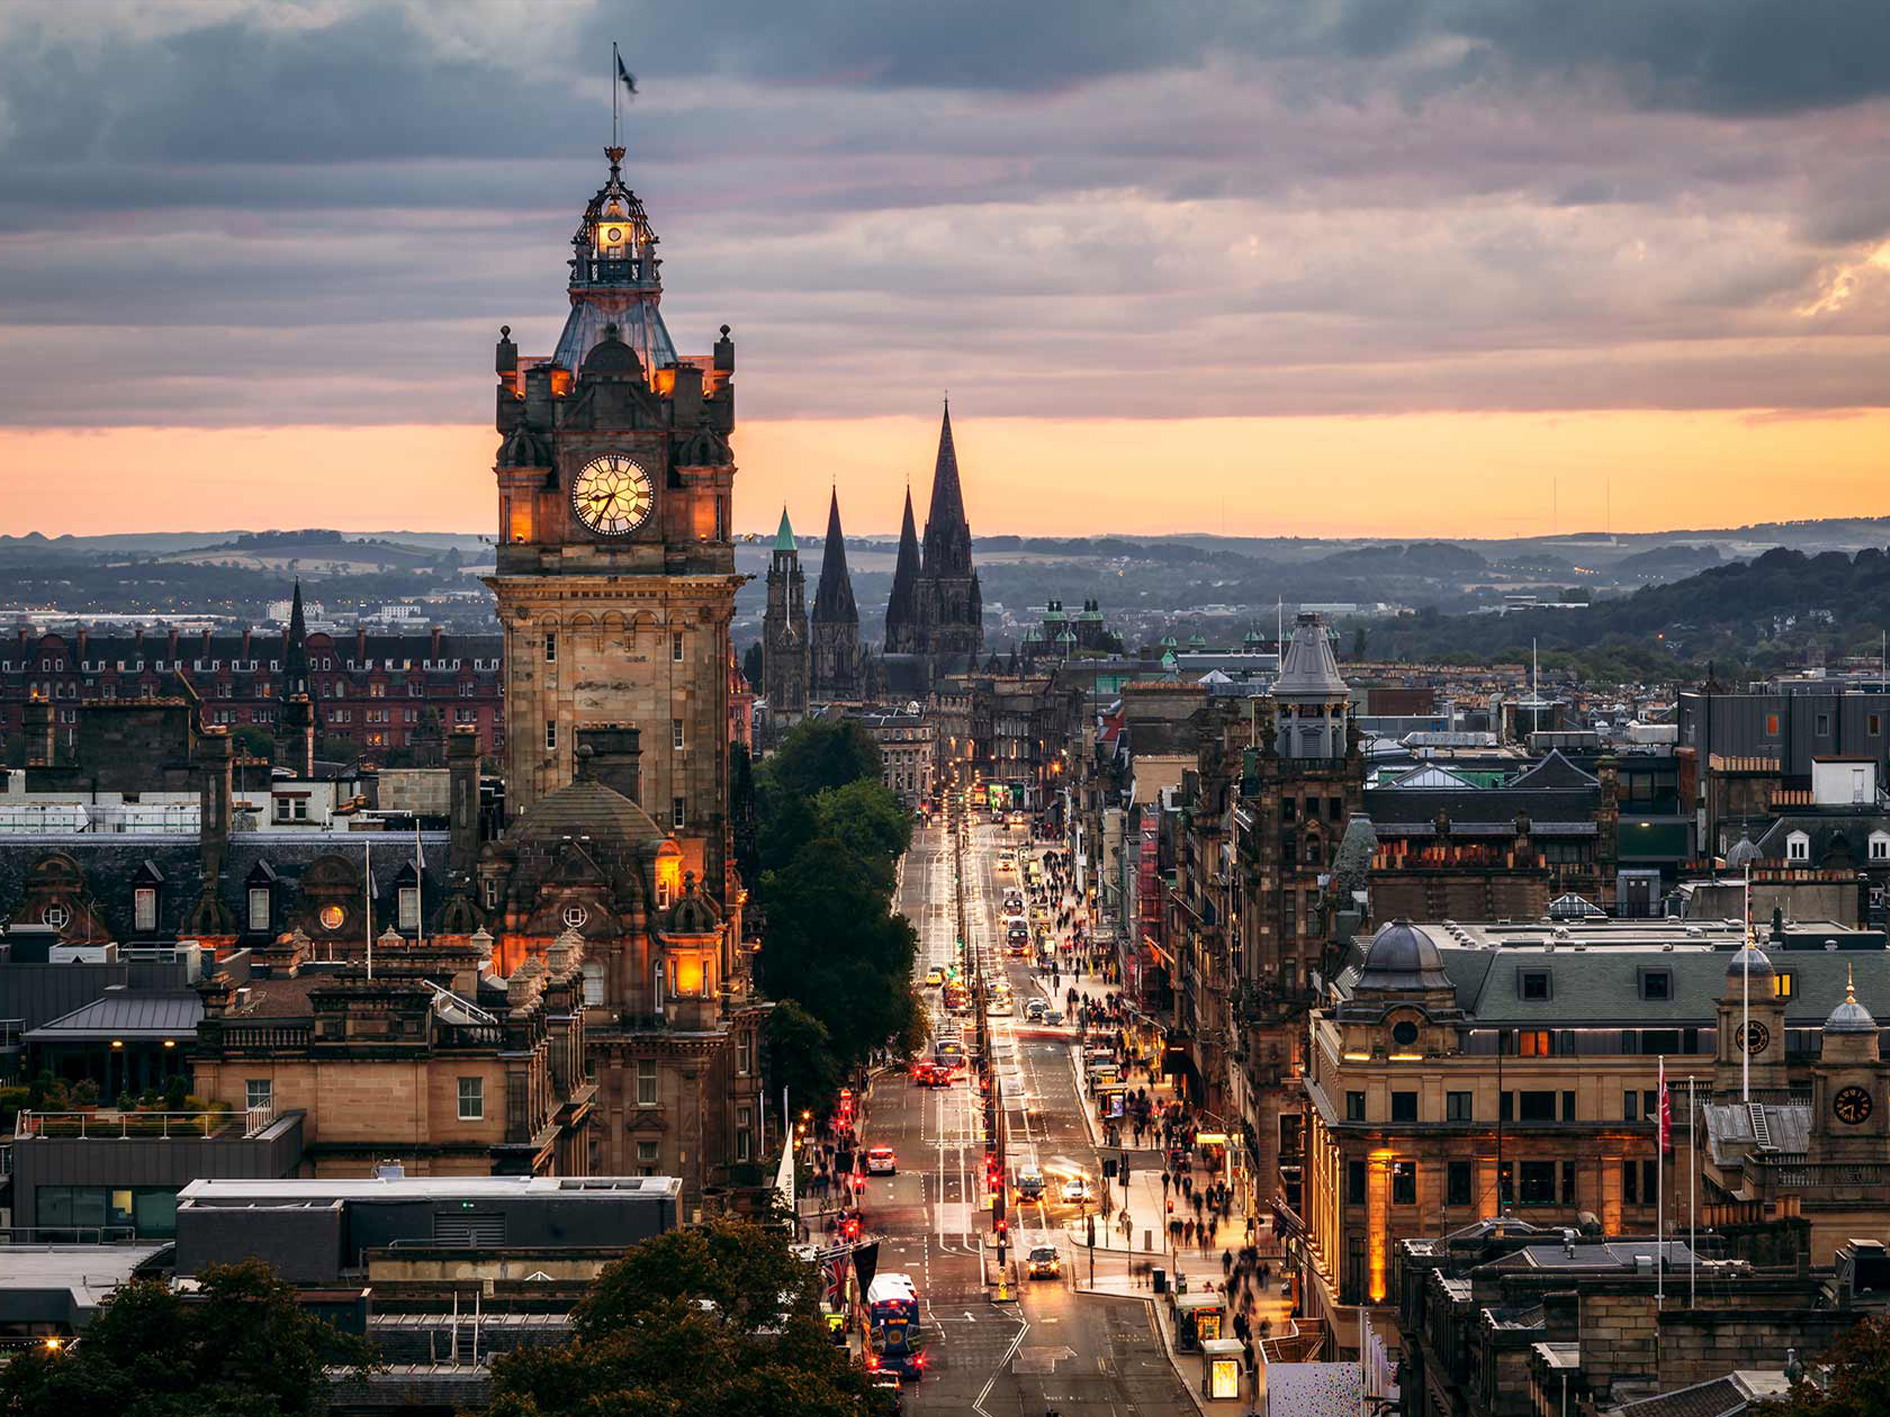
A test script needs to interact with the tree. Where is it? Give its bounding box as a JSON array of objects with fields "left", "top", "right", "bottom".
[
  {"left": 486, "top": 1218, "right": 878, "bottom": 1417},
  {"left": 1752, "top": 1314, "right": 1890, "bottom": 1417},
  {"left": 1350, "top": 624, "right": 1369, "bottom": 660},
  {"left": 0, "top": 1259, "right": 372, "bottom": 1417},
  {"left": 810, "top": 780, "right": 912, "bottom": 897},
  {"left": 760, "top": 720, "right": 883, "bottom": 804},
  {"left": 765, "top": 998, "right": 841, "bottom": 1110}
]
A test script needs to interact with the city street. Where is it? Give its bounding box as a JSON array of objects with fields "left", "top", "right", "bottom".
[{"left": 866, "top": 818, "right": 1194, "bottom": 1415}]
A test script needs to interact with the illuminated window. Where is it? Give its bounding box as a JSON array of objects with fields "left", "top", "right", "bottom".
[
  {"left": 1391, "top": 1162, "right": 1416, "bottom": 1205},
  {"left": 1774, "top": 972, "right": 1794, "bottom": 998},
  {"left": 1516, "top": 1030, "right": 1553, "bottom": 1057},
  {"left": 319, "top": 903, "right": 346, "bottom": 932},
  {"left": 1764, "top": 713, "right": 1781, "bottom": 736}
]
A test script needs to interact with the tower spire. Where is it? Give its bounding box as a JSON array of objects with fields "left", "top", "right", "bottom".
[{"left": 812, "top": 487, "right": 858, "bottom": 625}]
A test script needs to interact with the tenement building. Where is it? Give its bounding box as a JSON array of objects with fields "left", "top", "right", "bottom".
[
  {"left": 1296, "top": 913, "right": 1890, "bottom": 1353},
  {"left": 0, "top": 599, "right": 503, "bottom": 766}
]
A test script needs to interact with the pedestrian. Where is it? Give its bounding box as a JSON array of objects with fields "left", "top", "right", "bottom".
[{"left": 1222, "top": 1248, "right": 1233, "bottom": 1281}]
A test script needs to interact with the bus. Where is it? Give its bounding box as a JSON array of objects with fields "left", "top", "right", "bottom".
[{"left": 867, "top": 1272, "right": 921, "bottom": 1330}]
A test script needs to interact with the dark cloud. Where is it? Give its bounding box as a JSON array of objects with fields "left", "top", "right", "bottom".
[{"left": 0, "top": 0, "right": 1885, "bottom": 432}]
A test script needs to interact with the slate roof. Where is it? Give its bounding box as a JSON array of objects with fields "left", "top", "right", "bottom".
[
  {"left": 1700, "top": 1101, "right": 1810, "bottom": 1164},
  {"left": 26, "top": 987, "right": 203, "bottom": 1041},
  {"left": 1341, "top": 934, "right": 1890, "bottom": 1028},
  {"left": 1754, "top": 812, "right": 1890, "bottom": 867},
  {"left": 0, "top": 831, "right": 453, "bottom": 943},
  {"left": 1508, "top": 750, "right": 1600, "bottom": 790},
  {"left": 1275, "top": 615, "right": 1347, "bottom": 697},
  {"left": 1363, "top": 784, "right": 1600, "bottom": 835}
]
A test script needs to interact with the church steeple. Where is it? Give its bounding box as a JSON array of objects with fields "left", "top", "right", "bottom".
[
  {"left": 284, "top": 579, "right": 309, "bottom": 698},
  {"left": 812, "top": 487, "right": 858, "bottom": 626},
  {"left": 921, "top": 402, "right": 972, "bottom": 579},
  {"left": 885, "top": 484, "right": 922, "bottom": 655}
]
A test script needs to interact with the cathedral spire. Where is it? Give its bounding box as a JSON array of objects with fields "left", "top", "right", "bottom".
[
  {"left": 284, "top": 579, "right": 309, "bottom": 696},
  {"left": 773, "top": 505, "right": 796, "bottom": 553},
  {"left": 812, "top": 487, "right": 858, "bottom": 625},
  {"left": 885, "top": 483, "right": 922, "bottom": 653},
  {"left": 923, "top": 401, "right": 968, "bottom": 558}
]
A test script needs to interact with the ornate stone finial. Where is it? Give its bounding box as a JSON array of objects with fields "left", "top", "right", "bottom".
[
  {"left": 500, "top": 324, "right": 510, "bottom": 339},
  {"left": 380, "top": 925, "right": 403, "bottom": 948},
  {"left": 719, "top": 324, "right": 730, "bottom": 338},
  {"left": 470, "top": 927, "right": 494, "bottom": 963},
  {"left": 605, "top": 144, "right": 625, "bottom": 169}
]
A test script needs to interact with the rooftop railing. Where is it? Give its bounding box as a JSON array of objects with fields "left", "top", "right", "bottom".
[{"left": 14, "top": 1104, "right": 275, "bottom": 1140}]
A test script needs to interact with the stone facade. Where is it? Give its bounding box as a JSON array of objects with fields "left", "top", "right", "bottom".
[{"left": 485, "top": 147, "right": 739, "bottom": 906}]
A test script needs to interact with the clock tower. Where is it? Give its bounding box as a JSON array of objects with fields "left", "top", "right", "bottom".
[{"left": 487, "top": 146, "right": 740, "bottom": 902}]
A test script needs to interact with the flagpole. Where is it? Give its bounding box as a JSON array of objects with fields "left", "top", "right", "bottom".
[
  {"left": 612, "top": 42, "right": 620, "bottom": 147},
  {"left": 1656, "top": 1055, "right": 1665, "bottom": 1311},
  {"left": 1742, "top": 861, "right": 1751, "bottom": 1103},
  {"left": 365, "top": 837, "right": 374, "bottom": 982},
  {"left": 1688, "top": 1072, "right": 1697, "bottom": 1308}
]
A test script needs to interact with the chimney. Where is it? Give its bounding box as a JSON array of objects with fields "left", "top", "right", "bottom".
[
  {"left": 431, "top": 625, "right": 443, "bottom": 660},
  {"left": 670, "top": 362, "right": 703, "bottom": 428},
  {"left": 77, "top": 627, "right": 87, "bottom": 661},
  {"left": 242, "top": 627, "right": 253, "bottom": 661},
  {"left": 356, "top": 626, "right": 368, "bottom": 664},
  {"left": 198, "top": 727, "right": 235, "bottom": 885},
  {"left": 167, "top": 627, "right": 180, "bottom": 662},
  {"left": 448, "top": 726, "right": 481, "bottom": 880},
  {"left": 577, "top": 724, "right": 642, "bottom": 804},
  {"left": 135, "top": 625, "right": 145, "bottom": 649}
]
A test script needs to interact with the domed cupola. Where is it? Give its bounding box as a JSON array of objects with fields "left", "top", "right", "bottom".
[
  {"left": 1356, "top": 919, "right": 1453, "bottom": 993},
  {"left": 1825, "top": 966, "right": 1877, "bottom": 1036},
  {"left": 553, "top": 147, "right": 679, "bottom": 383},
  {"left": 1724, "top": 830, "right": 1762, "bottom": 871}
]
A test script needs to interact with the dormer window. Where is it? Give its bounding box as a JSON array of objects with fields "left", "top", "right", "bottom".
[
  {"left": 1519, "top": 969, "right": 1552, "bottom": 1001},
  {"left": 1787, "top": 830, "right": 1811, "bottom": 863},
  {"left": 1640, "top": 969, "right": 1672, "bottom": 1002}
]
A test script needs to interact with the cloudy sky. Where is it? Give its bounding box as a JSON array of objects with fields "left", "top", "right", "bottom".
[{"left": 3, "top": 0, "right": 1887, "bottom": 538}]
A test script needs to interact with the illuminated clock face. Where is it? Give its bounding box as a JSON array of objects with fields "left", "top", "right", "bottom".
[
  {"left": 1834, "top": 1085, "right": 1874, "bottom": 1126},
  {"left": 571, "top": 453, "right": 653, "bottom": 536},
  {"left": 605, "top": 226, "right": 624, "bottom": 243},
  {"left": 1736, "top": 1020, "right": 1770, "bottom": 1055},
  {"left": 319, "top": 903, "right": 345, "bottom": 932}
]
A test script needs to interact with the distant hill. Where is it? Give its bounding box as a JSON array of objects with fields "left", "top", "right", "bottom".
[{"left": 1315, "top": 542, "right": 1488, "bottom": 574}]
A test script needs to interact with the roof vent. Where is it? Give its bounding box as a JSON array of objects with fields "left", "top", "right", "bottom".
[
  {"left": 375, "top": 1160, "right": 405, "bottom": 1181},
  {"left": 1662, "top": 942, "right": 1674, "bottom": 952}
]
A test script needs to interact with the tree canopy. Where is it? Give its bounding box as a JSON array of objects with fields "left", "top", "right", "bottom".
[
  {"left": 1751, "top": 1315, "right": 1890, "bottom": 1417},
  {"left": 0, "top": 1259, "right": 371, "bottom": 1417},
  {"left": 486, "top": 1218, "right": 880, "bottom": 1417},
  {"left": 750, "top": 718, "right": 920, "bottom": 1091}
]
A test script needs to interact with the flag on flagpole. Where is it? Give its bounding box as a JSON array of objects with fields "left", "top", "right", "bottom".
[
  {"left": 1659, "top": 1057, "right": 1672, "bottom": 1153},
  {"left": 616, "top": 53, "right": 637, "bottom": 98}
]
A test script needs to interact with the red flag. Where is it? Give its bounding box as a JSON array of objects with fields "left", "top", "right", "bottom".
[{"left": 1658, "top": 1060, "right": 1672, "bottom": 1153}]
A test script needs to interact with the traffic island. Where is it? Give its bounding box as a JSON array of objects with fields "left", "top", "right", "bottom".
[{"left": 984, "top": 1249, "right": 1019, "bottom": 1303}]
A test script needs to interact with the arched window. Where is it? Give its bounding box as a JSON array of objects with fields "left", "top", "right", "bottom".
[{"left": 1786, "top": 831, "right": 1811, "bottom": 863}]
